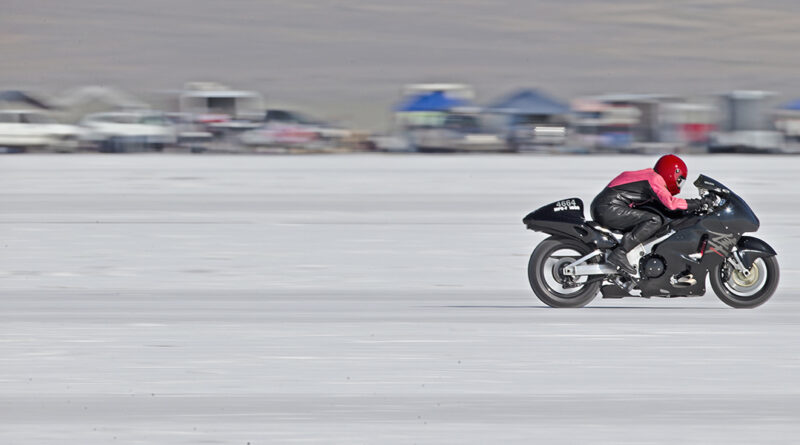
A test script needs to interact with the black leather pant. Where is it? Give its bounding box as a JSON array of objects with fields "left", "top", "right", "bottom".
[{"left": 592, "top": 204, "right": 663, "bottom": 251}]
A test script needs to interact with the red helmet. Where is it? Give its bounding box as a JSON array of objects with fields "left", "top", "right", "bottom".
[{"left": 654, "top": 154, "right": 687, "bottom": 195}]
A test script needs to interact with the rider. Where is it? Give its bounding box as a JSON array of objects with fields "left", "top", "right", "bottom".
[{"left": 591, "top": 154, "right": 712, "bottom": 275}]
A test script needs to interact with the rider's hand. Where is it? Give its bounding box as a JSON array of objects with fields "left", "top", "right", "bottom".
[
  {"left": 701, "top": 195, "right": 716, "bottom": 212},
  {"left": 685, "top": 195, "right": 715, "bottom": 214},
  {"left": 685, "top": 198, "right": 703, "bottom": 213}
]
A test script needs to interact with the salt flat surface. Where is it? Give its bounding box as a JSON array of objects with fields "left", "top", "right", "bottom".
[{"left": 1, "top": 154, "right": 798, "bottom": 444}]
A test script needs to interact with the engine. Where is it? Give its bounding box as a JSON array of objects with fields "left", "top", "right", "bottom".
[{"left": 641, "top": 256, "right": 666, "bottom": 279}]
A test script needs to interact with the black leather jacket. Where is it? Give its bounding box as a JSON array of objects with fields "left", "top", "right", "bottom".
[{"left": 590, "top": 168, "right": 690, "bottom": 220}]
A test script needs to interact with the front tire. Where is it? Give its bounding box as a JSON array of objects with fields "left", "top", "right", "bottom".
[
  {"left": 528, "top": 237, "right": 601, "bottom": 308},
  {"left": 710, "top": 256, "right": 779, "bottom": 308}
]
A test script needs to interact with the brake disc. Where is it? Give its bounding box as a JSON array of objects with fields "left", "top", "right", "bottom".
[{"left": 731, "top": 264, "right": 759, "bottom": 288}]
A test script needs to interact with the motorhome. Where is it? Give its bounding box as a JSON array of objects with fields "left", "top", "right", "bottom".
[{"left": 179, "top": 82, "right": 265, "bottom": 122}]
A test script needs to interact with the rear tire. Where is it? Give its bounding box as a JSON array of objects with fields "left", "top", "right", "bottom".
[
  {"left": 528, "top": 237, "right": 601, "bottom": 308},
  {"left": 710, "top": 256, "right": 779, "bottom": 308}
]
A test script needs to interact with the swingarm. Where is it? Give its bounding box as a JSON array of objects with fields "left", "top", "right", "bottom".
[{"left": 561, "top": 249, "right": 617, "bottom": 276}]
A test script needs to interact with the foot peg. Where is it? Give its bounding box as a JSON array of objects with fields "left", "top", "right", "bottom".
[
  {"left": 613, "top": 276, "right": 636, "bottom": 292},
  {"left": 671, "top": 274, "right": 697, "bottom": 287}
]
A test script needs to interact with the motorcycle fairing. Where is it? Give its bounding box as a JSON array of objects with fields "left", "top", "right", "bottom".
[
  {"left": 635, "top": 176, "right": 763, "bottom": 297},
  {"left": 523, "top": 198, "right": 616, "bottom": 249},
  {"left": 636, "top": 217, "right": 726, "bottom": 297}
]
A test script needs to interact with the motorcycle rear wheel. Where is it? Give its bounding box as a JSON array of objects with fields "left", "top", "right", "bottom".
[
  {"left": 709, "top": 256, "right": 779, "bottom": 308},
  {"left": 528, "top": 237, "right": 601, "bottom": 308}
]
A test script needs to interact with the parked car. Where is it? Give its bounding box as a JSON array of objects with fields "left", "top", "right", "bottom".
[
  {"left": 80, "top": 111, "right": 177, "bottom": 152},
  {"left": 506, "top": 114, "right": 568, "bottom": 149},
  {"left": 571, "top": 100, "right": 640, "bottom": 150},
  {"left": 411, "top": 113, "right": 504, "bottom": 152},
  {"left": 238, "top": 109, "right": 353, "bottom": 148},
  {"left": 239, "top": 122, "right": 322, "bottom": 147},
  {"left": 264, "top": 109, "right": 353, "bottom": 139},
  {"left": 0, "top": 110, "right": 82, "bottom": 152}
]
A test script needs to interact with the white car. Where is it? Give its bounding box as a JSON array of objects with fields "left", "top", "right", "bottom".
[
  {"left": 411, "top": 113, "right": 505, "bottom": 152},
  {"left": 0, "top": 110, "right": 83, "bottom": 152},
  {"left": 80, "top": 111, "right": 177, "bottom": 152}
]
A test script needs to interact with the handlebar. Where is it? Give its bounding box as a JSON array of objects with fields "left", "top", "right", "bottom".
[{"left": 697, "top": 187, "right": 725, "bottom": 214}]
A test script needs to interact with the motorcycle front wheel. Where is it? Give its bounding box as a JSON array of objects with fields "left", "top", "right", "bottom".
[
  {"left": 709, "top": 256, "right": 779, "bottom": 308},
  {"left": 528, "top": 237, "right": 601, "bottom": 308}
]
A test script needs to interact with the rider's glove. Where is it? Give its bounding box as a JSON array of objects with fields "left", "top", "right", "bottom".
[
  {"left": 686, "top": 196, "right": 715, "bottom": 213},
  {"left": 685, "top": 198, "right": 703, "bottom": 212},
  {"left": 700, "top": 195, "right": 716, "bottom": 211}
]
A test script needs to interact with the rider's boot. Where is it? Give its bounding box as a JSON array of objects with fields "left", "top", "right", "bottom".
[{"left": 607, "top": 233, "right": 638, "bottom": 276}]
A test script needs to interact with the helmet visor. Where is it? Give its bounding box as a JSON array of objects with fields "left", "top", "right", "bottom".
[{"left": 676, "top": 175, "right": 686, "bottom": 189}]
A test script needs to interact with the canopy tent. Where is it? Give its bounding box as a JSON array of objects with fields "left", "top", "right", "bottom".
[
  {"left": 781, "top": 99, "right": 800, "bottom": 111},
  {"left": 51, "top": 86, "right": 150, "bottom": 123},
  {"left": 485, "top": 89, "right": 569, "bottom": 115},
  {"left": 0, "top": 90, "right": 52, "bottom": 109},
  {"left": 52, "top": 86, "right": 148, "bottom": 110},
  {"left": 395, "top": 91, "right": 471, "bottom": 112}
]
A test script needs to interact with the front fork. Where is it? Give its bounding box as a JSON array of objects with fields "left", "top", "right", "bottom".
[{"left": 725, "top": 248, "right": 751, "bottom": 278}]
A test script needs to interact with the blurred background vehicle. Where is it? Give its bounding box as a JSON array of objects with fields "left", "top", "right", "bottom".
[
  {"left": 658, "top": 102, "right": 716, "bottom": 149},
  {"left": 571, "top": 99, "right": 640, "bottom": 151},
  {"left": 0, "top": 90, "right": 83, "bottom": 152},
  {"left": 773, "top": 98, "right": 800, "bottom": 153},
  {"left": 392, "top": 86, "right": 489, "bottom": 152},
  {"left": 483, "top": 89, "right": 570, "bottom": 151},
  {"left": 411, "top": 111, "right": 504, "bottom": 153},
  {"left": 239, "top": 109, "right": 353, "bottom": 149},
  {"left": 263, "top": 109, "right": 353, "bottom": 140},
  {"left": 571, "top": 94, "right": 716, "bottom": 153},
  {"left": 79, "top": 110, "right": 177, "bottom": 152},
  {"left": 163, "top": 112, "right": 214, "bottom": 151},
  {"left": 173, "top": 82, "right": 265, "bottom": 145},
  {"left": 178, "top": 82, "right": 264, "bottom": 123},
  {"left": 709, "top": 91, "right": 784, "bottom": 153},
  {"left": 238, "top": 122, "right": 321, "bottom": 149},
  {"left": 0, "top": 109, "right": 82, "bottom": 153},
  {"left": 393, "top": 84, "right": 475, "bottom": 132}
]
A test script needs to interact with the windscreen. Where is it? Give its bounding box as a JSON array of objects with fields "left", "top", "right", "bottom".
[{"left": 694, "top": 174, "right": 732, "bottom": 196}]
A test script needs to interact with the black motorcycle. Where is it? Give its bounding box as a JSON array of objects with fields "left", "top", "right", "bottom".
[{"left": 522, "top": 175, "right": 779, "bottom": 308}]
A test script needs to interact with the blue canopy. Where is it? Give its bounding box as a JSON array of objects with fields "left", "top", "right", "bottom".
[
  {"left": 485, "top": 88, "right": 569, "bottom": 115},
  {"left": 781, "top": 99, "right": 800, "bottom": 111},
  {"left": 395, "top": 91, "right": 470, "bottom": 112}
]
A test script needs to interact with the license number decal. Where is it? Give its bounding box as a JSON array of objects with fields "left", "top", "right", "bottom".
[{"left": 554, "top": 199, "right": 580, "bottom": 212}]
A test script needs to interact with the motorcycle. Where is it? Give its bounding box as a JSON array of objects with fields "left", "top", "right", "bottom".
[{"left": 522, "top": 175, "right": 779, "bottom": 308}]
